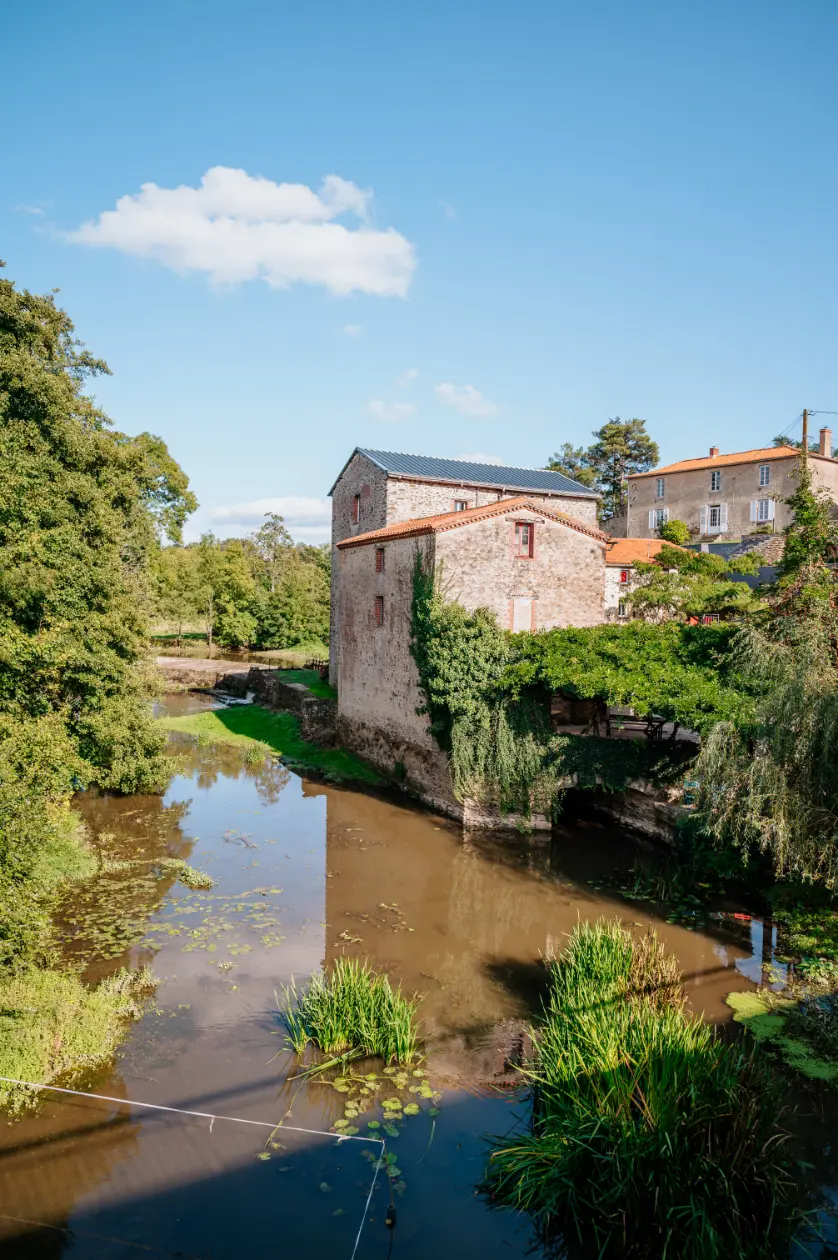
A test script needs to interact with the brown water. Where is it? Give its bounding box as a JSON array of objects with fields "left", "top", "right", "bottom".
[{"left": 1, "top": 695, "right": 835, "bottom": 1259}]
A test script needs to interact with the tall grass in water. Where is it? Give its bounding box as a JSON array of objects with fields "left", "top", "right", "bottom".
[
  {"left": 483, "top": 919, "right": 802, "bottom": 1260},
  {"left": 280, "top": 959, "right": 420, "bottom": 1064}
]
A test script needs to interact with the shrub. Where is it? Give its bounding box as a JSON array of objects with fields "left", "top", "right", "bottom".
[
  {"left": 280, "top": 958, "right": 421, "bottom": 1064},
  {"left": 483, "top": 920, "right": 801, "bottom": 1260},
  {"left": 659, "top": 518, "right": 691, "bottom": 545}
]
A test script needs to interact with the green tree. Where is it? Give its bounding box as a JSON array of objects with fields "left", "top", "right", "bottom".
[
  {"left": 659, "top": 519, "right": 691, "bottom": 545},
  {"left": 252, "top": 512, "right": 293, "bottom": 592},
  {"left": 546, "top": 419, "right": 659, "bottom": 521},
  {"left": 0, "top": 265, "right": 196, "bottom": 793},
  {"left": 153, "top": 545, "right": 203, "bottom": 644},
  {"left": 627, "top": 547, "right": 762, "bottom": 623}
]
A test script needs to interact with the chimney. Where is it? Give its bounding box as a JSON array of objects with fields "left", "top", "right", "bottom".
[
  {"left": 709, "top": 446, "right": 719, "bottom": 458},
  {"left": 819, "top": 427, "right": 832, "bottom": 458}
]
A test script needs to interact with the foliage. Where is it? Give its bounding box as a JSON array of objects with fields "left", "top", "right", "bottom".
[
  {"left": 158, "top": 704, "right": 382, "bottom": 785},
  {"left": 773, "top": 432, "right": 838, "bottom": 458},
  {"left": 0, "top": 965, "right": 154, "bottom": 1112},
  {"left": 507, "top": 621, "right": 748, "bottom": 736},
  {"left": 549, "top": 418, "right": 659, "bottom": 522},
  {"left": 483, "top": 920, "right": 801, "bottom": 1260},
  {"left": 279, "top": 958, "right": 421, "bottom": 1063},
  {"left": 727, "top": 990, "right": 838, "bottom": 1084},
  {"left": 279, "top": 669, "right": 337, "bottom": 700},
  {"left": 0, "top": 266, "right": 195, "bottom": 795},
  {"left": 658, "top": 517, "right": 691, "bottom": 545},
  {"left": 774, "top": 456, "right": 838, "bottom": 595},
  {"left": 627, "top": 545, "right": 763, "bottom": 622}
]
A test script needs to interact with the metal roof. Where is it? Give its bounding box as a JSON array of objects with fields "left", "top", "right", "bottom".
[{"left": 328, "top": 447, "right": 598, "bottom": 497}]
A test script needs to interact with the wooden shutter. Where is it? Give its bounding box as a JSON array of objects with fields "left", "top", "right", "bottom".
[
  {"left": 699, "top": 505, "right": 708, "bottom": 534},
  {"left": 767, "top": 500, "right": 775, "bottom": 521},
  {"left": 720, "top": 503, "right": 728, "bottom": 530},
  {"left": 512, "top": 598, "right": 533, "bottom": 632},
  {"left": 648, "top": 509, "right": 656, "bottom": 530},
  {"left": 749, "top": 501, "right": 757, "bottom": 522}
]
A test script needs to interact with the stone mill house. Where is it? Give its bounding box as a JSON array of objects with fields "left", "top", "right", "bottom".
[{"left": 328, "top": 448, "right": 606, "bottom": 823}]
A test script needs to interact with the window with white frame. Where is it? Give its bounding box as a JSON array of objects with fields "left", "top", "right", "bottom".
[
  {"left": 757, "top": 498, "right": 771, "bottom": 522},
  {"left": 618, "top": 599, "right": 628, "bottom": 618},
  {"left": 710, "top": 470, "right": 721, "bottom": 491},
  {"left": 656, "top": 477, "right": 665, "bottom": 499},
  {"left": 759, "top": 464, "right": 771, "bottom": 487},
  {"left": 655, "top": 507, "right": 668, "bottom": 528},
  {"left": 709, "top": 505, "right": 722, "bottom": 529}
]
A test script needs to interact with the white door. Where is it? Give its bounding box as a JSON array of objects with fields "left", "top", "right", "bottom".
[{"left": 512, "top": 597, "right": 533, "bottom": 631}]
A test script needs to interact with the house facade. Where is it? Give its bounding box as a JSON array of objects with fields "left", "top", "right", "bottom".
[
  {"left": 603, "top": 538, "right": 686, "bottom": 619},
  {"left": 329, "top": 448, "right": 599, "bottom": 682},
  {"left": 626, "top": 431, "right": 838, "bottom": 540},
  {"left": 333, "top": 495, "right": 607, "bottom": 822}
]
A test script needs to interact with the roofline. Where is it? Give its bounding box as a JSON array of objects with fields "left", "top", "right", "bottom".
[
  {"left": 337, "top": 496, "right": 608, "bottom": 550},
  {"left": 628, "top": 446, "right": 828, "bottom": 479},
  {"left": 327, "top": 447, "right": 600, "bottom": 498}
]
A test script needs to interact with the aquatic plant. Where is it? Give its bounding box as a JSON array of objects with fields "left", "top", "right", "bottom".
[
  {"left": 483, "top": 920, "right": 802, "bottom": 1260},
  {"left": 727, "top": 989, "right": 838, "bottom": 1083},
  {"left": 279, "top": 959, "right": 421, "bottom": 1064},
  {"left": 241, "top": 739, "right": 271, "bottom": 765},
  {"left": 0, "top": 965, "right": 155, "bottom": 1113},
  {"left": 98, "top": 856, "right": 215, "bottom": 890}
]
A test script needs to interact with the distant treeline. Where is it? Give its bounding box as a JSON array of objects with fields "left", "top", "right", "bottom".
[{"left": 154, "top": 516, "right": 330, "bottom": 651}]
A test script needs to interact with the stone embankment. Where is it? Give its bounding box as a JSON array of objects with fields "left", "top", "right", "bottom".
[{"left": 156, "top": 658, "right": 337, "bottom": 745}]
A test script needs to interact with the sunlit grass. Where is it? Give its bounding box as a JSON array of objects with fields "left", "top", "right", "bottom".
[
  {"left": 280, "top": 959, "right": 421, "bottom": 1065},
  {"left": 483, "top": 919, "right": 804, "bottom": 1260}
]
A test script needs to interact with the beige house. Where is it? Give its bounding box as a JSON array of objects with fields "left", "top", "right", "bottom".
[
  {"left": 333, "top": 495, "right": 607, "bottom": 822},
  {"left": 625, "top": 430, "right": 838, "bottom": 540},
  {"left": 328, "top": 448, "right": 599, "bottom": 682},
  {"left": 603, "top": 538, "right": 688, "bottom": 619}
]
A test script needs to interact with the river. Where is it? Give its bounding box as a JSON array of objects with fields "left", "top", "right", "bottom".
[{"left": 0, "top": 694, "right": 835, "bottom": 1259}]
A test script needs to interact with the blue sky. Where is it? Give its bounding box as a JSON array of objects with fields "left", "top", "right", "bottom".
[{"left": 4, "top": 1, "right": 838, "bottom": 542}]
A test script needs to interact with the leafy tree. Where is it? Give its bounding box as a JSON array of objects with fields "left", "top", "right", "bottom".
[
  {"left": 0, "top": 265, "right": 196, "bottom": 793},
  {"left": 659, "top": 519, "right": 691, "bottom": 545},
  {"left": 252, "top": 512, "right": 293, "bottom": 592},
  {"left": 772, "top": 433, "right": 838, "bottom": 458},
  {"left": 253, "top": 549, "right": 330, "bottom": 649},
  {"left": 627, "top": 547, "right": 762, "bottom": 622},
  {"left": 153, "top": 545, "right": 203, "bottom": 645},
  {"left": 546, "top": 418, "right": 659, "bottom": 521}
]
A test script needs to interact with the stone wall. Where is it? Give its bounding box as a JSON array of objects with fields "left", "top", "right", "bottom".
[
  {"left": 329, "top": 452, "right": 390, "bottom": 685},
  {"left": 435, "top": 510, "right": 606, "bottom": 630},
  {"left": 627, "top": 452, "right": 838, "bottom": 540},
  {"left": 217, "top": 667, "right": 337, "bottom": 744},
  {"left": 386, "top": 477, "right": 599, "bottom": 527}
]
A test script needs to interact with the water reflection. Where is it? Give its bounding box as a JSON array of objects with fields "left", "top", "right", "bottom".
[{"left": 0, "top": 696, "right": 823, "bottom": 1259}]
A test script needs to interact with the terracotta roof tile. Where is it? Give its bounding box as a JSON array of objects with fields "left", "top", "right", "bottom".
[
  {"left": 605, "top": 538, "right": 689, "bottom": 566},
  {"left": 629, "top": 444, "right": 810, "bottom": 479},
  {"left": 337, "top": 496, "right": 609, "bottom": 550}
]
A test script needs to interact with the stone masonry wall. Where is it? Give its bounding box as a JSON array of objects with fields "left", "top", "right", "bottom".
[
  {"left": 386, "top": 477, "right": 599, "bottom": 527},
  {"left": 627, "top": 453, "right": 838, "bottom": 540},
  {"left": 329, "top": 452, "right": 390, "bottom": 684},
  {"left": 435, "top": 512, "right": 606, "bottom": 630}
]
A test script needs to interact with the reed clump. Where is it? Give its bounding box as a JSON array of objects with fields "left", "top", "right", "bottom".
[
  {"left": 483, "top": 919, "right": 802, "bottom": 1260},
  {"left": 280, "top": 959, "right": 421, "bottom": 1064}
]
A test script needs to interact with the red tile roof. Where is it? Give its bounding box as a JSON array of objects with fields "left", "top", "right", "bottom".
[
  {"left": 605, "top": 538, "right": 689, "bottom": 566},
  {"left": 629, "top": 444, "right": 809, "bottom": 478},
  {"left": 337, "top": 495, "right": 609, "bottom": 549}
]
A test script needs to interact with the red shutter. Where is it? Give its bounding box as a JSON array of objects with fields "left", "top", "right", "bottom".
[{"left": 374, "top": 596, "right": 384, "bottom": 627}]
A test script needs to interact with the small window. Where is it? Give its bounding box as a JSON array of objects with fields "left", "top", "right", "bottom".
[
  {"left": 619, "top": 569, "right": 629, "bottom": 585},
  {"left": 453, "top": 499, "right": 469, "bottom": 512},
  {"left": 655, "top": 507, "right": 668, "bottom": 528},
  {"left": 352, "top": 494, "right": 361, "bottom": 524},
  {"left": 759, "top": 464, "right": 771, "bottom": 487},
  {"left": 757, "top": 497, "right": 771, "bottom": 522},
  {"left": 656, "top": 477, "right": 665, "bottom": 499},
  {"left": 710, "top": 470, "right": 721, "bottom": 491},
  {"left": 375, "top": 547, "right": 385, "bottom": 572},
  {"left": 709, "top": 505, "right": 721, "bottom": 529},
  {"left": 374, "top": 595, "right": 384, "bottom": 627},
  {"left": 618, "top": 599, "right": 628, "bottom": 618},
  {"left": 515, "top": 521, "right": 534, "bottom": 558},
  {"left": 701, "top": 613, "right": 720, "bottom": 625}
]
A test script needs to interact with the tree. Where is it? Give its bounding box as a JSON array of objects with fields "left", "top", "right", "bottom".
[
  {"left": 627, "top": 547, "right": 762, "bottom": 623},
  {"left": 252, "top": 512, "right": 293, "bottom": 592},
  {"left": 659, "top": 519, "right": 691, "bottom": 546},
  {"left": 772, "top": 433, "right": 838, "bottom": 458},
  {"left": 0, "top": 265, "right": 196, "bottom": 793},
  {"left": 546, "top": 418, "right": 659, "bottom": 521},
  {"left": 153, "top": 546, "right": 203, "bottom": 645}
]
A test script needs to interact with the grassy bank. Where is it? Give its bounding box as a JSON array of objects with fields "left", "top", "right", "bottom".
[
  {"left": 278, "top": 668, "right": 337, "bottom": 700},
  {"left": 0, "top": 966, "right": 155, "bottom": 1112},
  {"left": 157, "top": 705, "right": 381, "bottom": 785},
  {"left": 483, "top": 919, "right": 802, "bottom": 1259}
]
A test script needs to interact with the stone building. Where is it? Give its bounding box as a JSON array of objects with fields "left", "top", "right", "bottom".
[
  {"left": 603, "top": 538, "right": 687, "bottom": 619},
  {"left": 333, "top": 494, "right": 608, "bottom": 823},
  {"left": 328, "top": 448, "right": 599, "bottom": 682},
  {"left": 625, "top": 432, "right": 838, "bottom": 540}
]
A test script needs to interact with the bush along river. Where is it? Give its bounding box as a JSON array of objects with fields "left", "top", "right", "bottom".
[{"left": 1, "top": 693, "right": 837, "bottom": 1259}]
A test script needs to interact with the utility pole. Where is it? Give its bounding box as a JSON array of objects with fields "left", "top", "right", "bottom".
[{"left": 802, "top": 408, "right": 809, "bottom": 462}]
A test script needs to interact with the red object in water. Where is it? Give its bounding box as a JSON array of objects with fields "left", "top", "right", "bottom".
[{"left": 732, "top": 913, "right": 752, "bottom": 921}]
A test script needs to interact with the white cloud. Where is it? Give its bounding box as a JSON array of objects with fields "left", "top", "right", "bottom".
[
  {"left": 13, "top": 203, "right": 46, "bottom": 217},
  {"left": 343, "top": 323, "right": 363, "bottom": 338},
  {"left": 184, "top": 495, "right": 331, "bottom": 543},
  {"left": 368, "top": 399, "right": 417, "bottom": 422},
  {"left": 66, "top": 166, "right": 416, "bottom": 297},
  {"left": 434, "top": 381, "right": 499, "bottom": 418},
  {"left": 456, "top": 452, "right": 503, "bottom": 465},
  {"left": 439, "top": 200, "right": 458, "bottom": 221},
  {"left": 396, "top": 367, "right": 419, "bottom": 388}
]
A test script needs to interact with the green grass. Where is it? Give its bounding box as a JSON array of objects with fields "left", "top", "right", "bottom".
[
  {"left": 158, "top": 705, "right": 381, "bottom": 785},
  {"left": 278, "top": 669, "right": 337, "bottom": 700},
  {"left": 0, "top": 966, "right": 155, "bottom": 1113},
  {"left": 483, "top": 919, "right": 802, "bottom": 1260},
  {"left": 279, "top": 958, "right": 421, "bottom": 1064}
]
